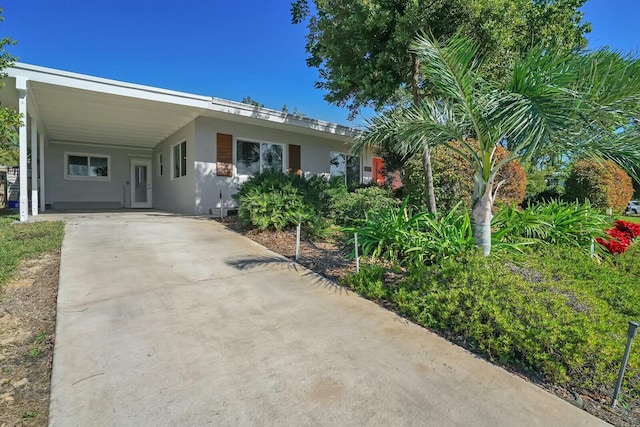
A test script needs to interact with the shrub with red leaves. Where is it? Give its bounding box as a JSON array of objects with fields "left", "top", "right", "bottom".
[{"left": 596, "top": 220, "right": 640, "bottom": 254}]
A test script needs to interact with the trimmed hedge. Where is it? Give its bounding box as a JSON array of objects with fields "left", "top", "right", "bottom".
[{"left": 564, "top": 159, "right": 634, "bottom": 213}]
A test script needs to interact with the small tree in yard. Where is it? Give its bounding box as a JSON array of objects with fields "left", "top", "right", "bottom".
[
  {"left": 352, "top": 33, "right": 640, "bottom": 255},
  {"left": 0, "top": 8, "right": 21, "bottom": 166},
  {"left": 565, "top": 159, "right": 634, "bottom": 213}
]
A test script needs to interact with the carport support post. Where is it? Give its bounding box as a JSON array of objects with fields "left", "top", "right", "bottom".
[
  {"left": 30, "top": 117, "right": 38, "bottom": 216},
  {"left": 39, "top": 134, "right": 45, "bottom": 212},
  {"left": 17, "top": 77, "right": 28, "bottom": 222}
]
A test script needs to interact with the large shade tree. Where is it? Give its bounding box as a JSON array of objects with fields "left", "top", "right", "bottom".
[
  {"left": 292, "top": 0, "right": 591, "bottom": 213},
  {"left": 0, "top": 8, "right": 21, "bottom": 166},
  {"left": 352, "top": 33, "right": 640, "bottom": 255}
]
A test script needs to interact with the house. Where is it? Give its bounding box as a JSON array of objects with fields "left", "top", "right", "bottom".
[{"left": 1, "top": 63, "right": 386, "bottom": 222}]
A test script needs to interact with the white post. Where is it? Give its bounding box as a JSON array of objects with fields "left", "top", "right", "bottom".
[
  {"left": 17, "top": 77, "right": 28, "bottom": 222},
  {"left": 295, "top": 215, "right": 301, "bottom": 261},
  {"left": 219, "top": 190, "right": 223, "bottom": 219},
  {"left": 355, "top": 233, "right": 360, "bottom": 273},
  {"left": 39, "top": 134, "right": 45, "bottom": 212},
  {"left": 30, "top": 117, "right": 38, "bottom": 216}
]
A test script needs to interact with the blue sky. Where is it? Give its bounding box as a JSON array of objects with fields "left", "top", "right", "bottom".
[{"left": 2, "top": 1, "right": 638, "bottom": 127}]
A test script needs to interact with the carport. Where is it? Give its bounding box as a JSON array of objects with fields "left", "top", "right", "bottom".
[{"left": 3, "top": 63, "right": 210, "bottom": 221}]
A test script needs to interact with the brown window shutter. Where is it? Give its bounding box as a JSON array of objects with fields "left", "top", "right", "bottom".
[
  {"left": 216, "top": 133, "right": 233, "bottom": 177},
  {"left": 288, "top": 144, "right": 301, "bottom": 175}
]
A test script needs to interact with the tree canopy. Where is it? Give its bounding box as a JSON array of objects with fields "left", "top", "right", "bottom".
[
  {"left": 353, "top": 32, "right": 640, "bottom": 255},
  {"left": 0, "top": 7, "right": 21, "bottom": 166},
  {"left": 291, "top": 0, "right": 591, "bottom": 117}
]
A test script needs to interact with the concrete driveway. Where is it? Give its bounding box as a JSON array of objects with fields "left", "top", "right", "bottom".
[{"left": 49, "top": 212, "right": 605, "bottom": 426}]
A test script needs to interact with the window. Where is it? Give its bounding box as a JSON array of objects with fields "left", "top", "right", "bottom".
[
  {"left": 172, "top": 141, "right": 187, "bottom": 179},
  {"left": 236, "top": 139, "right": 284, "bottom": 176},
  {"left": 65, "top": 153, "right": 110, "bottom": 180},
  {"left": 330, "top": 152, "right": 360, "bottom": 185},
  {"left": 158, "top": 153, "right": 164, "bottom": 176}
]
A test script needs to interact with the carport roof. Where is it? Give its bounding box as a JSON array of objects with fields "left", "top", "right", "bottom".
[{"left": 5, "top": 63, "right": 359, "bottom": 149}]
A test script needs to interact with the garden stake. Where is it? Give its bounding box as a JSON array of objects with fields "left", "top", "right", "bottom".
[
  {"left": 590, "top": 240, "right": 595, "bottom": 259},
  {"left": 295, "top": 215, "right": 301, "bottom": 261},
  {"left": 354, "top": 232, "right": 359, "bottom": 273},
  {"left": 219, "top": 190, "right": 223, "bottom": 219},
  {"left": 612, "top": 321, "right": 639, "bottom": 409}
]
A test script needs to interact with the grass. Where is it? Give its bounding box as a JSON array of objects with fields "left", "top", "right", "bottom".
[
  {"left": 619, "top": 215, "right": 640, "bottom": 224},
  {"left": 0, "top": 209, "right": 64, "bottom": 286}
]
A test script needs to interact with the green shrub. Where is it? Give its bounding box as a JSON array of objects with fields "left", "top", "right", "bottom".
[
  {"left": 234, "top": 170, "right": 331, "bottom": 213},
  {"left": 564, "top": 158, "right": 634, "bottom": 213},
  {"left": 238, "top": 185, "right": 313, "bottom": 231},
  {"left": 344, "top": 200, "right": 476, "bottom": 266},
  {"left": 341, "top": 263, "right": 388, "bottom": 300},
  {"left": 492, "top": 200, "right": 611, "bottom": 252},
  {"left": 522, "top": 185, "right": 564, "bottom": 207},
  {"left": 341, "top": 248, "right": 640, "bottom": 393},
  {"left": 329, "top": 186, "right": 398, "bottom": 226},
  {"left": 235, "top": 171, "right": 339, "bottom": 232}
]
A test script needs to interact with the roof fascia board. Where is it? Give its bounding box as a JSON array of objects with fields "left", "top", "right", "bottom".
[
  {"left": 9, "top": 62, "right": 363, "bottom": 139},
  {"left": 8, "top": 63, "right": 212, "bottom": 110}
]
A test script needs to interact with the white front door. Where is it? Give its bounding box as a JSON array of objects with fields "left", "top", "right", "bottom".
[{"left": 130, "top": 159, "right": 152, "bottom": 208}]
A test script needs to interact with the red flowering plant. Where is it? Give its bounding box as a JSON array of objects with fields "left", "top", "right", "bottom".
[{"left": 596, "top": 220, "right": 640, "bottom": 254}]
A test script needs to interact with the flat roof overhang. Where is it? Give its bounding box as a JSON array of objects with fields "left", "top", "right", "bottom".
[{"left": 3, "top": 63, "right": 359, "bottom": 150}]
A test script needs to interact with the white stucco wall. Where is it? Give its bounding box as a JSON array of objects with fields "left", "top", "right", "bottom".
[
  {"left": 192, "top": 116, "right": 368, "bottom": 215},
  {"left": 44, "top": 142, "right": 152, "bottom": 209},
  {"left": 152, "top": 120, "right": 196, "bottom": 214}
]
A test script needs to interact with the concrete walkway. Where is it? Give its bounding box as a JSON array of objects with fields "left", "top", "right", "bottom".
[{"left": 49, "top": 212, "right": 606, "bottom": 426}]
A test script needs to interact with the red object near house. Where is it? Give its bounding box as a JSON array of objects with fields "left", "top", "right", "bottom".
[
  {"left": 597, "top": 220, "right": 640, "bottom": 254},
  {"left": 372, "top": 157, "right": 385, "bottom": 186}
]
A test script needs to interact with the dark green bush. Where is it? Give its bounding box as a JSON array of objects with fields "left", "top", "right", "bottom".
[
  {"left": 341, "top": 248, "right": 640, "bottom": 393},
  {"left": 329, "top": 186, "right": 398, "bottom": 226},
  {"left": 238, "top": 185, "right": 313, "bottom": 231},
  {"left": 522, "top": 185, "right": 564, "bottom": 207},
  {"left": 234, "top": 170, "right": 331, "bottom": 213},
  {"left": 235, "top": 171, "right": 336, "bottom": 232}
]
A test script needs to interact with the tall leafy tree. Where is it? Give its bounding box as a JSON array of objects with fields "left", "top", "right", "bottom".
[
  {"left": 292, "top": 0, "right": 590, "bottom": 213},
  {"left": 0, "top": 8, "right": 21, "bottom": 166},
  {"left": 353, "top": 33, "right": 640, "bottom": 255}
]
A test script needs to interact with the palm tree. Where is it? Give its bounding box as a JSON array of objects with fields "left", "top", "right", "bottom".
[{"left": 352, "top": 33, "right": 640, "bottom": 255}]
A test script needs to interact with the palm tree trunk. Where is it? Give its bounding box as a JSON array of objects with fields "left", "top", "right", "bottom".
[
  {"left": 472, "top": 180, "right": 494, "bottom": 256},
  {"left": 411, "top": 53, "right": 437, "bottom": 214},
  {"left": 423, "top": 146, "right": 437, "bottom": 214}
]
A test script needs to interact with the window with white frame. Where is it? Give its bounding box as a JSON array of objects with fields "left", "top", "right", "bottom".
[
  {"left": 172, "top": 141, "right": 187, "bottom": 179},
  {"left": 330, "top": 152, "right": 360, "bottom": 185},
  {"left": 236, "top": 139, "right": 284, "bottom": 176},
  {"left": 158, "top": 152, "right": 164, "bottom": 176},
  {"left": 65, "top": 153, "right": 110, "bottom": 180}
]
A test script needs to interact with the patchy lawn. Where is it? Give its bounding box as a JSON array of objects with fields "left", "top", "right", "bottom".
[{"left": 0, "top": 210, "right": 64, "bottom": 426}]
